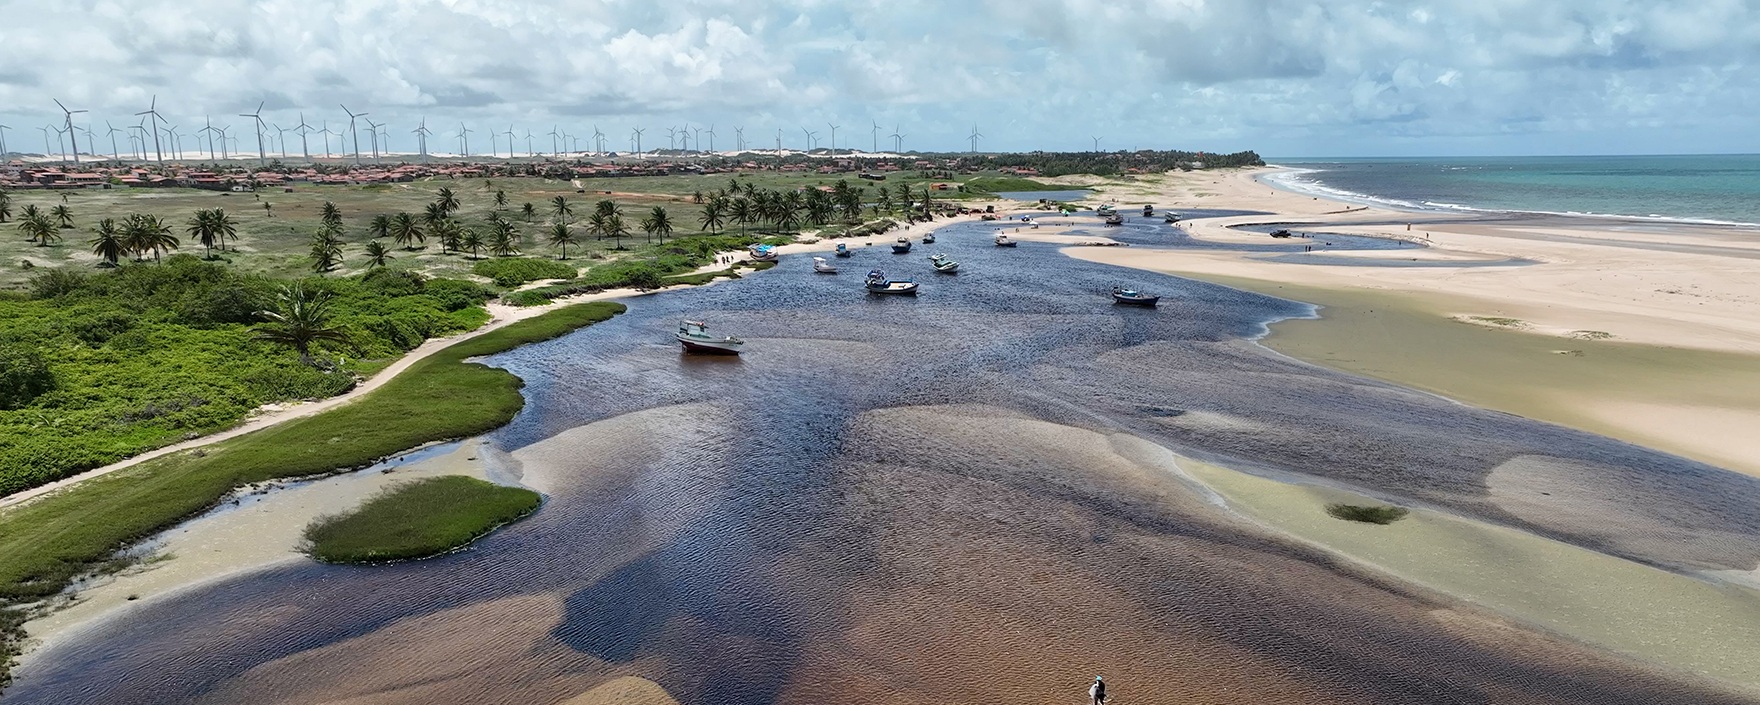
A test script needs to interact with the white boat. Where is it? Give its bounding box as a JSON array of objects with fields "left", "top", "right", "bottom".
[
  {"left": 994, "top": 234, "right": 1017, "bottom": 247},
  {"left": 928, "top": 253, "right": 960, "bottom": 273},
  {"left": 676, "top": 319, "right": 744, "bottom": 354},
  {"left": 865, "top": 269, "right": 919, "bottom": 295},
  {"left": 813, "top": 256, "right": 838, "bottom": 273},
  {"left": 749, "top": 244, "right": 780, "bottom": 262}
]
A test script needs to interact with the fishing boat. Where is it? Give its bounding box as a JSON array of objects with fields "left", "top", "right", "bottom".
[
  {"left": 1111, "top": 287, "right": 1160, "bottom": 307},
  {"left": 891, "top": 237, "right": 913, "bottom": 254},
  {"left": 865, "top": 269, "right": 919, "bottom": 295},
  {"left": 1142, "top": 205, "right": 1154, "bottom": 217},
  {"left": 922, "top": 232, "right": 936, "bottom": 244},
  {"left": 834, "top": 242, "right": 852, "bottom": 257},
  {"left": 749, "top": 243, "right": 780, "bottom": 261},
  {"left": 928, "top": 253, "right": 960, "bottom": 273},
  {"left": 994, "top": 234, "right": 1017, "bottom": 247},
  {"left": 1096, "top": 204, "right": 1116, "bottom": 217},
  {"left": 813, "top": 256, "right": 838, "bottom": 273},
  {"left": 676, "top": 319, "right": 744, "bottom": 354},
  {"left": 1163, "top": 212, "right": 1180, "bottom": 223},
  {"left": 1104, "top": 213, "right": 1125, "bottom": 226}
]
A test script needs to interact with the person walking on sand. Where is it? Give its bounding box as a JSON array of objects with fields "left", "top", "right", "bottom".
[{"left": 1089, "top": 675, "right": 1106, "bottom": 705}]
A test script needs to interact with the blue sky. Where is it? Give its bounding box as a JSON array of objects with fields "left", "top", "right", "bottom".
[{"left": 1, "top": 0, "right": 1756, "bottom": 158}]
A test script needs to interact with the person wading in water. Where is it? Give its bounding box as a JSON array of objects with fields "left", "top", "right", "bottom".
[{"left": 1089, "top": 675, "right": 1107, "bottom": 705}]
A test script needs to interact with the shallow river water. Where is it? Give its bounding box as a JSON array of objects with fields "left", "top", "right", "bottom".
[{"left": 10, "top": 219, "right": 1760, "bottom": 704}]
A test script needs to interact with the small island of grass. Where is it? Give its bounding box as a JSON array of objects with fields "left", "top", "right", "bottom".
[
  {"left": 1325, "top": 503, "right": 1411, "bottom": 525},
  {"left": 302, "top": 476, "right": 541, "bottom": 563}
]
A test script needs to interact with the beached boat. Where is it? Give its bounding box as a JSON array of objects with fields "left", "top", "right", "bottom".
[
  {"left": 865, "top": 269, "right": 919, "bottom": 295},
  {"left": 1142, "top": 205, "right": 1154, "bottom": 217},
  {"left": 922, "top": 232, "right": 936, "bottom": 244},
  {"left": 749, "top": 244, "right": 780, "bottom": 261},
  {"left": 994, "top": 234, "right": 1017, "bottom": 247},
  {"left": 891, "top": 237, "right": 913, "bottom": 254},
  {"left": 1111, "top": 287, "right": 1160, "bottom": 307},
  {"left": 676, "top": 319, "right": 744, "bottom": 354},
  {"left": 1163, "top": 212, "right": 1180, "bottom": 223},
  {"left": 834, "top": 242, "right": 852, "bottom": 257},
  {"left": 813, "top": 256, "right": 838, "bottom": 273},
  {"left": 928, "top": 253, "right": 960, "bottom": 273},
  {"left": 1270, "top": 229, "right": 1293, "bottom": 238},
  {"left": 1104, "top": 213, "right": 1125, "bottom": 226},
  {"left": 1096, "top": 204, "right": 1116, "bottom": 216}
]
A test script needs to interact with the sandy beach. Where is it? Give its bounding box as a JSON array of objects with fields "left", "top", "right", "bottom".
[{"left": 1060, "top": 167, "right": 1760, "bottom": 477}]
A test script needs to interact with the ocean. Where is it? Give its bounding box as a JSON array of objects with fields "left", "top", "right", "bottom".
[{"left": 1264, "top": 154, "right": 1760, "bottom": 227}]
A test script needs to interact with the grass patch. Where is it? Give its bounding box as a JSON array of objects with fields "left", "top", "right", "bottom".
[
  {"left": 470, "top": 257, "right": 579, "bottom": 287},
  {"left": 1325, "top": 503, "right": 1411, "bottom": 525},
  {"left": 302, "top": 476, "right": 541, "bottom": 563},
  {"left": 1570, "top": 330, "right": 1614, "bottom": 340},
  {"left": 663, "top": 268, "right": 741, "bottom": 286},
  {"left": 0, "top": 301, "right": 623, "bottom": 687},
  {"left": 1463, "top": 315, "right": 1526, "bottom": 328}
]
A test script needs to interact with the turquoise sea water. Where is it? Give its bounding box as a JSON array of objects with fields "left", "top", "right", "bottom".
[{"left": 1265, "top": 155, "right": 1760, "bottom": 226}]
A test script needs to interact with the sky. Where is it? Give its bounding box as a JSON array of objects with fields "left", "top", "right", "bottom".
[{"left": 1, "top": 0, "right": 1757, "bottom": 158}]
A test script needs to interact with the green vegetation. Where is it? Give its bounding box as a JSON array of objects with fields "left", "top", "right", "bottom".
[
  {"left": 504, "top": 232, "right": 772, "bottom": 306},
  {"left": 301, "top": 476, "right": 542, "bottom": 563},
  {"left": 471, "top": 257, "right": 579, "bottom": 287},
  {"left": 0, "top": 301, "right": 624, "bottom": 686},
  {"left": 1325, "top": 503, "right": 1411, "bottom": 525},
  {"left": 0, "top": 258, "right": 494, "bottom": 496}
]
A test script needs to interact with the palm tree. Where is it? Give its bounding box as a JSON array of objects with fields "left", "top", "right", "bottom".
[
  {"left": 369, "top": 213, "right": 392, "bottom": 241},
  {"left": 550, "top": 195, "right": 572, "bottom": 224},
  {"left": 187, "top": 208, "right": 221, "bottom": 258},
  {"left": 700, "top": 198, "right": 725, "bottom": 234},
  {"left": 213, "top": 209, "right": 238, "bottom": 252},
  {"left": 433, "top": 218, "right": 462, "bottom": 255},
  {"left": 603, "top": 212, "right": 629, "bottom": 250},
  {"left": 778, "top": 191, "right": 804, "bottom": 232},
  {"left": 29, "top": 215, "right": 61, "bottom": 246},
  {"left": 585, "top": 211, "right": 608, "bottom": 242},
  {"left": 124, "top": 214, "right": 178, "bottom": 262},
  {"left": 422, "top": 201, "right": 449, "bottom": 231},
  {"left": 320, "top": 201, "right": 342, "bottom": 229},
  {"left": 363, "top": 240, "right": 393, "bottom": 269},
  {"left": 593, "top": 198, "right": 618, "bottom": 221},
  {"left": 641, "top": 206, "right": 673, "bottom": 244},
  {"left": 894, "top": 182, "right": 912, "bottom": 211},
  {"left": 308, "top": 231, "right": 344, "bottom": 272},
  {"left": 494, "top": 189, "right": 508, "bottom": 210},
  {"left": 435, "top": 186, "right": 460, "bottom": 215},
  {"left": 50, "top": 204, "right": 73, "bottom": 229},
  {"left": 547, "top": 222, "right": 577, "bottom": 260},
  {"left": 692, "top": 190, "right": 704, "bottom": 204},
  {"left": 521, "top": 202, "right": 537, "bottom": 222},
  {"left": 876, "top": 189, "right": 894, "bottom": 215},
  {"left": 18, "top": 211, "right": 53, "bottom": 245},
  {"left": 90, "top": 218, "right": 123, "bottom": 267},
  {"left": 390, "top": 212, "right": 423, "bottom": 249},
  {"left": 489, "top": 219, "right": 519, "bottom": 256},
  {"left": 806, "top": 190, "right": 834, "bottom": 226},
  {"left": 0, "top": 190, "right": 11, "bottom": 223},
  {"left": 262, "top": 201, "right": 273, "bottom": 218},
  {"left": 254, "top": 282, "right": 352, "bottom": 367},
  {"left": 729, "top": 197, "right": 753, "bottom": 235},
  {"left": 459, "top": 228, "right": 486, "bottom": 260}
]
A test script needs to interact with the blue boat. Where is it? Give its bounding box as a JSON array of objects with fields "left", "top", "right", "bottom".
[
  {"left": 835, "top": 242, "right": 852, "bottom": 257},
  {"left": 749, "top": 244, "right": 779, "bottom": 262}
]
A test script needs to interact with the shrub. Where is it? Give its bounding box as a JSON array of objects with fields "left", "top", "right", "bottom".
[
  {"left": 425, "top": 278, "right": 493, "bottom": 312},
  {"left": 0, "top": 343, "right": 54, "bottom": 410},
  {"left": 1325, "top": 503, "right": 1411, "bottom": 525},
  {"left": 471, "top": 258, "right": 578, "bottom": 287},
  {"left": 361, "top": 268, "right": 427, "bottom": 297},
  {"left": 29, "top": 269, "right": 87, "bottom": 299}
]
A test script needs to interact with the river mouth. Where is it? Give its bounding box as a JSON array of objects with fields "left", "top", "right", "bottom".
[{"left": 10, "top": 221, "right": 1760, "bottom": 704}]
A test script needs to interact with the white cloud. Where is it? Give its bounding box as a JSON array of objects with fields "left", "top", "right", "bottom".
[{"left": 0, "top": 0, "right": 1756, "bottom": 157}]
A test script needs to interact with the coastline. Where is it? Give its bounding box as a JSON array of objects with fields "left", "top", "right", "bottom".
[{"left": 1061, "top": 166, "right": 1760, "bottom": 477}]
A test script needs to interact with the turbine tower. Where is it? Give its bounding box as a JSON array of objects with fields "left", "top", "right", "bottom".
[
  {"left": 525, "top": 129, "right": 535, "bottom": 157},
  {"left": 827, "top": 123, "right": 838, "bottom": 153},
  {"left": 1092, "top": 136, "right": 1101, "bottom": 152},
  {"left": 548, "top": 126, "right": 560, "bottom": 157},
  {"left": 53, "top": 99, "right": 87, "bottom": 164},
  {"left": 135, "top": 96, "right": 167, "bottom": 162},
  {"left": 504, "top": 125, "right": 516, "bottom": 159},
  {"left": 890, "top": 125, "right": 904, "bottom": 153},
  {"left": 240, "top": 101, "right": 268, "bottom": 165},
  {"left": 364, "top": 118, "right": 382, "bottom": 162},
  {"left": 592, "top": 125, "right": 606, "bottom": 154},
  {"left": 377, "top": 121, "right": 391, "bottom": 161},
  {"left": 198, "top": 117, "right": 219, "bottom": 160},
  {"left": 294, "top": 113, "right": 314, "bottom": 161},
  {"left": 871, "top": 120, "right": 881, "bottom": 153},
  {"left": 104, "top": 121, "right": 123, "bottom": 160},
  {"left": 631, "top": 127, "right": 644, "bottom": 157},
  {"left": 968, "top": 125, "right": 983, "bottom": 153},
  {"left": 705, "top": 125, "right": 715, "bottom": 153},
  {"left": 456, "top": 123, "right": 471, "bottom": 158},
  {"left": 734, "top": 126, "right": 745, "bottom": 152},
  {"left": 340, "top": 104, "right": 367, "bottom": 164},
  {"left": 413, "top": 118, "right": 433, "bottom": 163},
  {"left": 0, "top": 124, "right": 10, "bottom": 160},
  {"left": 318, "top": 121, "right": 336, "bottom": 159}
]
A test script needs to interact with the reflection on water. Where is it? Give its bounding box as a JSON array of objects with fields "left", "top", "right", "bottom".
[{"left": 11, "top": 222, "right": 1760, "bottom": 704}]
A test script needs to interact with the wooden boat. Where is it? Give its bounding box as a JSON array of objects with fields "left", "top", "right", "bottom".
[
  {"left": 891, "top": 237, "right": 913, "bottom": 254},
  {"left": 1111, "top": 287, "right": 1159, "bottom": 307},
  {"left": 1142, "top": 205, "right": 1154, "bottom": 217},
  {"left": 749, "top": 244, "right": 780, "bottom": 261},
  {"left": 1103, "top": 214, "right": 1125, "bottom": 226},
  {"left": 676, "top": 319, "right": 744, "bottom": 354},
  {"left": 834, "top": 242, "right": 852, "bottom": 257},
  {"left": 922, "top": 232, "right": 936, "bottom": 244},
  {"left": 928, "top": 253, "right": 960, "bottom": 273},
  {"left": 994, "top": 234, "right": 1017, "bottom": 247},
  {"left": 865, "top": 269, "right": 919, "bottom": 295},
  {"left": 813, "top": 256, "right": 838, "bottom": 273}
]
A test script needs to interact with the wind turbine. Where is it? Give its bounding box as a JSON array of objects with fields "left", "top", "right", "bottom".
[
  {"left": 319, "top": 120, "right": 336, "bottom": 159},
  {"left": 456, "top": 123, "right": 472, "bottom": 158},
  {"left": 340, "top": 104, "right": 367, "bottom": 164},
  {"left": 53, "top": 99, "right": 87, "bottom": 164},
  {"left": 217, "top": 125, "right": 233, "bottom": 160},
  {"left": 290, "top": 113, "right": 313, "bottom": 161},
  {"left": 776, "top": 128, "right": 783, "bottom": 157},
  {"left": 705, "top": 125, "right": 716, "bottom": 153},
  {"left": 364, "top": 118, "right": 382, "bottom": 162},
  {"left": 631, "top": 127, "right": 644, "bottom": 157},
  {"left": 503, "top": 125, "right": 516, "bottom": 159},
  {"left": 827, "top": 123, "right": 838, "bottom": 153},
  {"left": 592, "top": 125, "right": 606, "bottom": 154},
  {"left": 239, "top": 101, "right": 269, "bottom": 165},
  {"left": 734, "top": 126, "right": 745, "bottom": 152},
  {"left": 525, "top": 129, "right": 535, "bottom": 157},
  {"left": 163, "top": 125, "right": 179, "bottom": 160},
  {"left": 104, "top": 122, "right": 123, "bottom": 160},
  {"left": 135, "top": 96, "right": 167, "bottom": 162},
  {"left": 871, "top": 121, "right": 881, "bottom": 153},
  {"left": 1092, "top": 136, "right": 1101, "bottom": 152},
  {"left": 38, "top": 126, "right": 54, "bottom": 161},
  {"left": 801, "top": 127, "right": 818, "bottom": 151},
  {"left": 413, "top": 118, "right": 433, "bottom": 163},
  {"left": 377, "top": 121, "right": 391, "bottom": 161},
  {"left": 890, "top": 125, "right": 904, "bottom": 153},
  {"left": 693, "top": 126, "right": 703, "bottom": 153},
  {"left": 968, "top": 125, "right": 983, "bottom": 153},
  {"left": 0, "top": 124, "right": 9, "bottom": 160},
  {"left": 665, "top": 126, "right": 677, "bottom": 152},
  {"left": 547, "top": 126, "right": 560, "bottom": 157},
  {"left": 172, "top": 128, "right": 190, "bottom": 161},
  {"left": 82, "top": 126, "right": 99, "bottom": 160}
]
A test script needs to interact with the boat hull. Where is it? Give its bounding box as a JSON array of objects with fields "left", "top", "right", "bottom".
[
  {"left": 891, "top": 245, "right": 912, "bottom": 254},
  {"left": 677, "top": 336, "right": 744, "bottom": 354},
  {"left": 867, "top": 283, "right": 919, "bottom": 295},
  {"left": 995, "top": 241, "right": 1017, "bottom": 247},
  {"left": 1112, "top": 295, "right": 1159, "bottom": 307}
]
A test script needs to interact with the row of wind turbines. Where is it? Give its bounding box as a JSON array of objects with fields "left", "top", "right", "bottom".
[{"left": 4, "top": 97, "right": 996, "bottom": 166}]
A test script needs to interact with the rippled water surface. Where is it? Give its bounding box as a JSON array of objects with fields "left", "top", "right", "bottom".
[{"left": 12, "top": 220, "right": 1760, "bottom": 705}]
